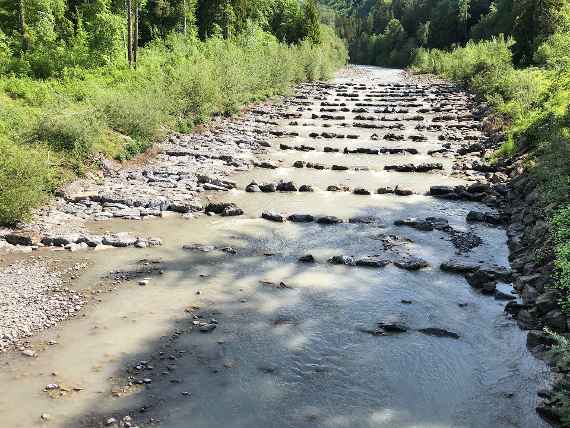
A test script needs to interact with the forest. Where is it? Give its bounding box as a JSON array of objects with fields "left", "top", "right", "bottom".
[{"left": 0, "top": 0, "right": 347, "bottom": 225}]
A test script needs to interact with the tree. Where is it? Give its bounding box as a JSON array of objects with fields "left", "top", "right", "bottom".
[
  {"left": 18, "top": 0, "right": 28, "bottom": 51},
  {"left": 303, "top": 0, "right": 321, "bottom": 43},
  {"left": 458, "top": 0, "right": 471, "bottom": 41},
  {"left": 126, "top": 0, "right": 133, "bottom": 65}
]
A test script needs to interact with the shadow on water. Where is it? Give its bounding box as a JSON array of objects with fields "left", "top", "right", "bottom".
[{"left": 56, "top": 199, "right": 550, "bottom": 428}]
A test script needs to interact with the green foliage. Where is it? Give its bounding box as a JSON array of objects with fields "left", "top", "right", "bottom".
[
  {"left": 0, "top": 139, "right": 58, "bottom": 225},
  {"left": 0, "top": 26, "right": 347, "bottom": 225}
]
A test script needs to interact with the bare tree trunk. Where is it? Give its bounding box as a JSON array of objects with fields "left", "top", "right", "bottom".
[
  {"left": 126, "top": 0, "right": 133, "bottom": 66},
  {"left": 133, "top": 0, "right": 139, "bottom": 67},
  {"left": 183, "top": 0, "right": 187, "bottom": 35},
  {"left": 18, "top": 0, "right": 28, "bottom": 51}
]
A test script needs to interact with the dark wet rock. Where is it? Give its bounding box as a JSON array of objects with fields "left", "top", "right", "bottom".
[
  {"left": 259, "top": 183, "right": 276, "bottom": 193},
  {"left": 536, "top": 405, "right": 562, "bottom": 425},
  {"left": 394, "top": 257, "right": 430, "bottom": 271},
  {"left": 418, "top": 328, "right": 460, "bottom": 339},
  {"left": 535, "top": 291, "right": 559, "bottom": 315},
  {"left": 516, "top": 309, "right": 538, "bottom": 330},
  {"left": 245, "top": 182, "right": 261, "bottom": 192},
  {"left": 102, "top": 233, "right": 138, "bottom": 247},
  {"left": 327, "top": 185, "right": 349, "bottom": 192},
  {"left": 505, "top": 301, "right": 528, "bottom": 316},
  {"left": 466, "top": 211, "right": 503, "bottom": 225},
  {"left": 298, "top": 254, "right": 315, "bottom": 263},
  {"left": 262, "top": 211, "right": 287, "bottom": 222},
  {"left": 353, "top": 188, "right": 371, "bottom": 195},
  {"left": 332, "top": 165, "right": 349, "bottom": 171},
  {"left": 182, "top": 243, "right": 216, "bottom": 252},
  {"left": 429, "top": 185, "right": 455, "bottom": 196},
  {"left": 494, "top": 290, "right": 516, "bottom": 301},
  {"left": 205, "top": 202, "right": 243, "bottom": 216},
  {"left": 377, "top": 187, "right": 395, "bottom": 194},
  {"left": 198, "top": 322, "right": 217, "bottom": 333},
  {"left": 299, "top": 185, "right": 315, "bottom": 192},
  {"left": 527, "top": 330, "right": 556, "bottom": 348},
  {"left": 355, "top": 256, "right": 391, "bottom": 268},
  {"left": 440, "top": 260, "right": 482, "bottom": 274},
  {"left": 276, "top": 181, "right": 298, "bottom": 192},
  {"left": 324, "top": 147, "right": 339, "bottom": 153},
  {"left": 394, "top": 218, "right": 436, "bottom": 232},
  {"left": 328, "top": 255, "right": 356, "bottom": 266},
  {"left": 288, "top": 214, "right": 314, "bottom": 223},
  {"left": 253, "top": 160, "right": 278, "bottom": 169},
  {"left": 4, "top": 231, "right": 41, "bottom": 246},
  {"left": 385, "top": 163, "right": 442, "bottom": 173},
  {"left": 377, "top": 323, "right": 408, "bottom": 333},
  {"left": 317, "top": 216, "right": 343, "bottom": 225},
  {"left": 349, "top": 215, "right": 383, "bottom": 225},
  {"left": 394, "top": 187, "right": 414, "bottom": 196},
  {"left": 293, "top": 161, "right": 306, "bottom": 168},
  {"left": 543, "top": 309, "right": 567, "bottom": 332}
]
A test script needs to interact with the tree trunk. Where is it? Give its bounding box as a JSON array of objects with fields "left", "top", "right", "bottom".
[
  {"left": 133, "top": 0, "right": 139, "bottom": 67},
  {"left": 18, "top": 0, "right": 28, "bottom": 51},
  {"left": 183, "top": 0, "right": 187, "bottom": 35},
  {"left": 126, "top": 0, "right": 133, "bottom": 66}
]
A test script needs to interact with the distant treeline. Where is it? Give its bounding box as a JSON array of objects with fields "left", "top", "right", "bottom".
[{"left": 319, "top": 0, "right": 569, "bottom": 67}]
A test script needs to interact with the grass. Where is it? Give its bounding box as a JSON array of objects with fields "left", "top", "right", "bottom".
[{"left": 0, "top": 26, "right": 348, "bottom": 225}]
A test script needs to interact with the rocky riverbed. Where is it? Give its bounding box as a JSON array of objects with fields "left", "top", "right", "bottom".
[{"left": 0, "top": 66, "right": 556, "bottom": 427}]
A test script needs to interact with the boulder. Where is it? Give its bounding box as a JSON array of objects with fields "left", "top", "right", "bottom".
[
  {"left": 317, "top": 216, "right": 343, "bottom": 225},
  {"left": 348, "top": 216, "right": 383, "bottom": 225},
  {"left": 259, "top": 183, "right": 277, "bottom": 193},
  {"left": 299, "top": 185, "right": 314, "bottom": 192},
  {"left": 543, "top": 309, "right": 567, "bottom": 332},
  {"left": 4, "top": 231, "right": 41, "bottom": 246},
  {"left": 394, "top": 257, "right": 430, "bottom": 271},
  {"left": 355, "top": 256, "right": 391, "bottom": 268},
  {"left": 288, "top": 214, "right": 314, "bottom": 223},
  {"left": 328, "top": 255, "right": 356, "bottom": 266},
  {"left": 276, "top": 181, "right": 298, "bottom": 192},
  {"left": 418, "top": 328, "right": 460, "bottom": 339},
  {"left": 262, "top": 211, "right": 287, "bottom": 222}
]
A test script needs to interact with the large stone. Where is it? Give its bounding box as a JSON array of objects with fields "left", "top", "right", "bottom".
[
  {"left": 522, "top": 285, "right": 538, "bottom": 305},
  {"left": 516, "top": 309, "right": 537, "bottom": 330},
  {"left": 355, "top": 256, "right": 391, "bottom": 268},
  {"left": 288, "top": 214, "right": 314, "bottom": 223},
  {"left": 4, "top": 231, "right": 41, "bottom": 246},
  {"left": 328, "top": 255, "right": 355, "bottom": 266},
  {"left": 535, "top": 291, "right": 559, "bottom": 315},
  {"left": 543, "top": 309, "right": 567, "bottom": 332},
  {"left": 440, "top": 260, "right": 481, "bottom": 274},
  {"left": 394, "top": 257, "right": 430, "bottom": 271},
  {"left": 262, "top": 211, "right": 286, "bottom": 223},
  {"left": 527, "top": 330, "right": 556, "bottom": 348},
  {"left": 317, "top": 216, "right": 343, "bottom": 225},
  {"left": 276, "top": 181, "right": 298, "bottom": 192},
  {"left": 102, "top": 233, "right": 138, "bottom": 247}
]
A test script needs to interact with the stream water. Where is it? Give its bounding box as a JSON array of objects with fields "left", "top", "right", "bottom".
[{"left": 0, "top": 67, "right": 551, "bottom": 428}]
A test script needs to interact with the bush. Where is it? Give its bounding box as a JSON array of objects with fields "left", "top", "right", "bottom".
[
  {"left": 0, "top": 27, "right": 348, "bottom": 225},
  {"left": 0, "top": 140, "right": 57, "bottom": 225}
]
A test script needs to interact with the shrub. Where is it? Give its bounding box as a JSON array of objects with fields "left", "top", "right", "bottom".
[{"left": 0, "top": 140, "right": 57, "bottom": 225}]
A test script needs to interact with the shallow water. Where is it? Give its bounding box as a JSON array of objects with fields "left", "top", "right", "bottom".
[{"left": 0, "top": 66, "right": 550, "bottom": 428}]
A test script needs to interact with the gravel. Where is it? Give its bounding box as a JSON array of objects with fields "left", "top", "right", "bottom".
[{"left": 0, "top": 261, "right": 85, "bottom": 351}]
